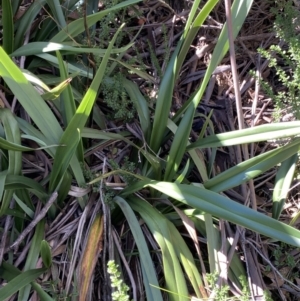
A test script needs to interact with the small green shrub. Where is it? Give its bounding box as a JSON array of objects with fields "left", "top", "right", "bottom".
[
  {"left": 270, "top": 242, "right": 299, "bottom": 281},
  {"left": 206, "top": 272, "right": 230, "bottom": 301},
  {"left": 239, "top": 275, "right": 251, "bottom": 301},
  {"left": 102, "top": 73, "right": 136, "bottom": 121},
  {"left": 259, "top": 0, "right": 300, "bottom": 120},
  {"left": 264, "top": 290, "right": 274, "bottom": 301}
]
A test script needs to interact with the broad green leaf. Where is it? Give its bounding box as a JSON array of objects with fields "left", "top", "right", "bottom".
[
  {"left": 122, "top": 79, "right": 150, "bottom": 142},
  {"left": 0, "top": 171, "right": 8, "bottom": 204},
  {"left": 2, "top": 0, "right": 14, "bottom": 54},
  {"left": 186, "top": 210, "right": 246, "bottom": 288},
  {"left": 187, "top": 121, "right": 300, "bottom": 150},
  {"left": 173, "top": 0, "right": 253, "bottom": 120},
  {"left": 0, "top": 268, "right": 47, "bottom": 301},
  {"left": 13, "top": 193, "right": 34, "bottom": 218},
  {"left": 124, "top": 181, "right": 300, "bottom": 247},
  {"left": 175, "top": 159, "right": 190, "bottom": 184},
  {"left": 0, "top": 261, "right": 22, "bottom": 281},
  {"left": 11, "top": 41, "right": 134, "bottom": 57},
  {"left": 166, "top": 118, "right": 209, "bottom": 182},
  {"left": 45, "top": 0, "right": 67, "bottom": 29},
  {"left": 153, "top": 0, "right": 253, "bottom": 182},
  {"left": 114, "top": 196, "right": 164, "bottom": 301},
  {"left": 31, "top": 282, "right": 55, "bottom": 301},
  {"left": 0, "top": 48, "right": 62, "bottom": 145},
  {"left": 21, "top": 69, "right": 52, "bottom": 92},
  {"left": 41, "top": 240, "right": 52, "bottom": 268},
  {"left": 11, "top": 0, "right": 22, "bottom": 16},
  {"left": 35, "top": 53, "right": 94, "bottom": 79},
  {"left": 41, "top": 78, "right": 72, "bottom": 100},
  {"left": 0, "top": 109, "right": 22, "bottom": 216},
  {"left": 56, "top": 51, "right": 84, "bottom": 162},
  {"left": 5, "top": 175, "right": 47, "bottom": 200},
  {"left": 0, "top": 136, "right": 57, "bottom": 152},
  {"left": 182, "top": 0, "right": 201, "bottom": 30},
  {"left": 0, "top": 47, "right": 86, "bottom": 194},
  {"left": 114, "top": 59, "right": 155, "bottom": 82},
  {"left": 164, "top": 106, "right": 194, "bottom": 182},
  {"left": 17, "top": 118, "right": 56, "bottom": 157},
  {"left": 127, "top": 197, "right": 190, "bottom": 301},
  {"left": 193, "top": 0, "right": 253, "bottom": 107},
  {"left": 49, "top": 24, "right": 124, "bottom": 192},
  {"left": 204, "top": 213, "right": 218, "bottom": 273},
  {"left": 56, "top": 51, "right": 77, "bottom": 125},
  {"left": 272, "top": 154, "right": 298, "bottom": 219},
  {"left": 49, "top": 129, "right": 80, "bottom": 192},
  {"left": 149, "top": 42, "right": 181, "bottom": 155},
  {"left": 204, "top": 138, "right": 300, "bottom": 192},
  {"left": 34, "top": 16, "right": 57, "bottom": 43},
  {"left": 0, "top": 262, "right": 53, "bottom": 301}
]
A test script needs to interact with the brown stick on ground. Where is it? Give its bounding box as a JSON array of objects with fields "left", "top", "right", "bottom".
[{"left": 7, "top": 192, "right": 58, "bottom": 254}]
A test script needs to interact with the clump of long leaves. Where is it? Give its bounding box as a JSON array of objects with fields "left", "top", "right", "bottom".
[{"left": 1, "top": 0, "right": 300, "bottom": 300}]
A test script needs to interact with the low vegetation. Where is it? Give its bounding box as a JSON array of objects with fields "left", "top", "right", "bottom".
[{"left": 0, "top": 0, "right": 300, "bottom": 300}]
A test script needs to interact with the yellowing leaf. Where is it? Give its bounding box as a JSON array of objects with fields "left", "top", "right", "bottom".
[
  {"left": 78, "top": 215, "right": 104, "bottom": 301},
  {"left": 41, "top": 78, "right": 72, "bottom": 100}
]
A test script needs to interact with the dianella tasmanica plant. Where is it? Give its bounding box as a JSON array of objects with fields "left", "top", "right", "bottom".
[{"left": 1, "top": 0, "right": 300, "bottom": 300}]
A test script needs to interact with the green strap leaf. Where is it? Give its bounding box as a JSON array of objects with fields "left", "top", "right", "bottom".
[
  {"left": 272, "top": 154, "right": 298, "bottom": 219},
  {"left": 114, "top": 196, "right": 164, "bottom": 301},
  {"left": 49, "top": 24, "right": 124, "bottom": 192},
  {"left": 139, "top": 181, "right": 300, "bottom": 247},
  {"left": 0, "top": 268, "right": 47, "bottom": 301},
  {"left": 40, "top": 240, "right": 52, "bottom": 269},
  {"left": 2, "top": 0, "right": 14, "bottom": 54}
]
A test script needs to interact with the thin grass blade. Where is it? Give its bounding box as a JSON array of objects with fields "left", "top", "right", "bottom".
[{"left": 56, "top": 50, "right": 84, "bottom": 162}]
